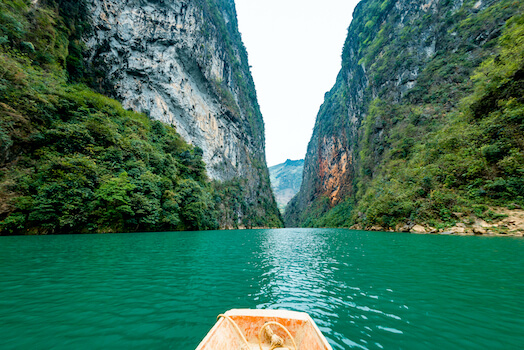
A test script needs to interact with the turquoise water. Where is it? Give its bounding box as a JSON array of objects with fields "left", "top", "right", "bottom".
[{"left": 0, "top": 229, "right": 523, "bottom": 349}]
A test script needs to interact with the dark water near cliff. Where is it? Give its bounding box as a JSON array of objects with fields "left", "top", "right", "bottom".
[{"left": 0, "top": 229, "right": 523, "bottom": 349}]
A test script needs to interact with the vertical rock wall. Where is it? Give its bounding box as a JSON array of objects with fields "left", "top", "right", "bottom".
[{"left": 85, "top": 0, "right": 280, "bottom": 227}]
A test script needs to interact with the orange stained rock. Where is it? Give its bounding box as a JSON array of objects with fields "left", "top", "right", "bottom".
[{"left": 317, "top": 136, "right": 352, "bottom": 205}]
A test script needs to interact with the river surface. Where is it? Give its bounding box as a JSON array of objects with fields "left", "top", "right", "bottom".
[{"left": 0, "top": 229, "right": 523, "bottom": 349}]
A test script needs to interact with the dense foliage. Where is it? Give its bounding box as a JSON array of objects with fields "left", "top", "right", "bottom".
[
  {"left": 287, "top": 0, "right": 524, "bottom": 231},
  {"left": 0, "top": 0, "right": 280, "bottom": 234}
]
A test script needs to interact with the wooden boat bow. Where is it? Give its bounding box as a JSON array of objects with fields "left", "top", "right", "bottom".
[{"left": 196, "top": 309, "right": 333, "bottom": 350}]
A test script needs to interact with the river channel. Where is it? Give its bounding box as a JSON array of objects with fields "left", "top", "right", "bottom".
[{"left": 0, "top": 228, "right": 522, "bottom": 349}]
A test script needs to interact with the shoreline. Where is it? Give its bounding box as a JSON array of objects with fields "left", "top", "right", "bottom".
[
  {"left": 350, "top": 207, "right": 524, "bottom": 237},
  {"left": 349, "top": 225, "right": 524, "bottom": 237}
]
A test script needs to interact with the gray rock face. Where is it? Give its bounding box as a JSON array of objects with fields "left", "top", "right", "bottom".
[
  {"left": 85, "top": 0, "right": 257, "bottom": 182},
  {"left": 83, "top": 0, "right": 281, "bottom": 228}
]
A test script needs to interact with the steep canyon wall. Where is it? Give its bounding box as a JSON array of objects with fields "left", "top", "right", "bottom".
[
  {"left": 286, "top": 0, "right": 524, "bottom": 234},
  {"left": 85, "top": 0, "right": 281, "bottom": 228},
  {"left": 0, "top": 0, "right": 281, "bottom": 234}
]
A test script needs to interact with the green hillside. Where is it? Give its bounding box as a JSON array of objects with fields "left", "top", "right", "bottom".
[
  {"left": 286, "top": 0, "right": 524, "bottom": 234},
  {"left": 0, "top": 0, "right": 281, "bottom": 234}
]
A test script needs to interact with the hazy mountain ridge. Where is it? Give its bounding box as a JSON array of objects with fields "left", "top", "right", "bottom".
[
  {"left": 286, "top": 0, "right": 524, "bottom": 235},
  {"left": 269, "top": 159, "right": 304, "bottom": 211}
]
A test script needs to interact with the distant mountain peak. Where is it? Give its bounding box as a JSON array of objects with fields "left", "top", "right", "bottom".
[
  {"left": 283, "top": 159, "right": 305, "bottom": 166},
  {"left": 269, "top": 159, "right": 305, "bottom": 212}
]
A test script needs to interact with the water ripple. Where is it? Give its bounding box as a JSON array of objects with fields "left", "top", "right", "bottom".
[{"left": 0, "top": 229, "right": 523, "bottom": 349}]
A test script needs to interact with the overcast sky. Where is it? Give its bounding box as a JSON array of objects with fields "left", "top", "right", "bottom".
[{"left": 235, "top": 0, "right": 360, "bottom": 167}]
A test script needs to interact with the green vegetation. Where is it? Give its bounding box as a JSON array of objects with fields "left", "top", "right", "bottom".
[
  {"left": 300, "top": 197, "right": 354, "bottom": 228},
  {"left": 354, "top": 5, "right": 524, "bottom": 230},
  {"left": 289, "top": 0, "right": 524, "bottom": 230},
  {"left": 0, "top": 0, "right": 281, "bottom": 234},
  {"left": 0, "top": 60, "right": 216, "bottom": 233},
  {"left": 213, "top": 178, "right": 282, "bottom": 228}
]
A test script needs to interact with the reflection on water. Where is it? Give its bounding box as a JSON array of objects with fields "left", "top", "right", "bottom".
[
  {"left": 254, "top": 229, "right": 411, "bottom": 349},
  {"left": 0, "top": 229, "right": 523, "bottom": 349}
]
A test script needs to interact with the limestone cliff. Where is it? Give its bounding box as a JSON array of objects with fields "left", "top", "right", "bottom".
[
  {"left": 286, "top": 0, "right": 524, "bottom": 234},
  {"left": 84, "top": 0, "right": 281, "bottom": 228},
  {"left": 0, "top": 0, "right": 281, "bottom": 234}
]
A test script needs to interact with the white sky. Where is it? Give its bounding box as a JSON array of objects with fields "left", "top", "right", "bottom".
[{"left": 235, "top": 0, "right": 360, "bottom": 167}]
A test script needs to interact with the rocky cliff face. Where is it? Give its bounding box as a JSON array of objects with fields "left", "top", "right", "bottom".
[
  {"left": 286, "top": 0, "right": 524, "bottom": 232},
  {"left": 84, "top": 0, "right": 281, "bottom": 227},
  {"left": 86, "top": 0, "right": 254, "bottom": 180}
]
